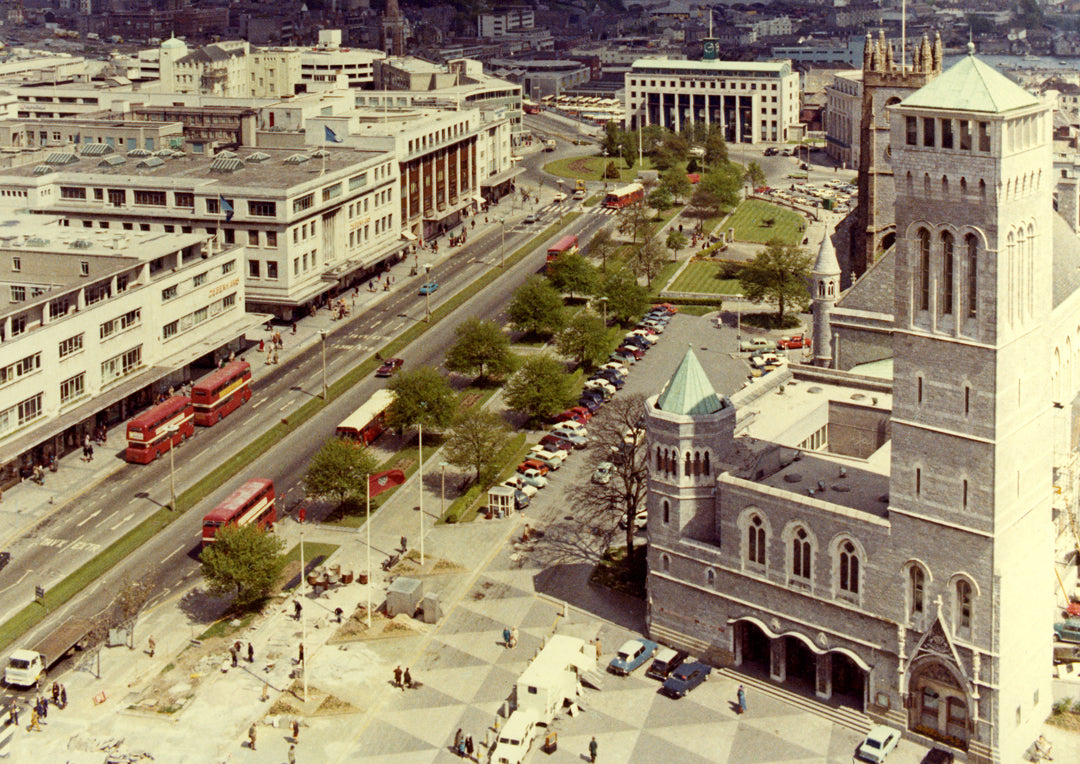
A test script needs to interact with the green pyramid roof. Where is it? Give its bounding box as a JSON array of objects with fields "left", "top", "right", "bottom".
[
  {"left": 901, "top": 48, "right": 1039, "bottom": 114},
  {"left": 657, "top": 348, "right": 725, "bottom": 416}
]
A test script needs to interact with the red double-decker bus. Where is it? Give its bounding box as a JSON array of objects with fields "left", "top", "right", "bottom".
[
  {"left": 602, "top": 182, "right": 644, "bottom": 209},
  {"left": 124, "top": 396, "right": 194, "bottom": 464},
  {"left": 201, "top": 478, "right": 276, "bottom": 545},
  {"left": 191, "top": 360, "right": 252, "bottom": 426}
]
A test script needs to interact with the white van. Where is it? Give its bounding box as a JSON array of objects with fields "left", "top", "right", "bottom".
[{"left": 493, "top": 710, "right": 539, "bottom": 764}]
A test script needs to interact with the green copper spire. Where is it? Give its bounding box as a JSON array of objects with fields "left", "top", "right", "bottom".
[{"left": 657, "top": 348, "right": 725, "bottom": 416}]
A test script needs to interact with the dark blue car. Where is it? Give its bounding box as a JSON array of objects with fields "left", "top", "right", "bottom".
[{"left": 660, "top": 661, "right": 711, "bottom": 698}]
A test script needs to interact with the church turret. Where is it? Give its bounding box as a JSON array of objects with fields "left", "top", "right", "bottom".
[
  {"left": 932, "top": 31, "right": 943, "bottom": 72},
  {"left": 863, "top": 32, "right": 873, "bottom": 71},
  {"left": 811, "top": 230, "right": 840, "bottom": 367}
]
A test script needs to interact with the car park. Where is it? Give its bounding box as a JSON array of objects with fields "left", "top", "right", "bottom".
[
  {"left": 608, "top": 638, "right": 659, "bottom": 676},
  {"left": 518, "top": 459, "right": 549, "bottom": 477},
  {"left": 592, "top": 461, "right": 613, "bottom": 485},
  {"left": 855, "top": 726, "right": 901, "bottom": 763},
  {"left": 1053, "top": 618, "right": 1080, "bottom": 643},
  {"left": 550, "top": 428, "right": 588, "bottom": 449},
  {"left": 517, "top": 467, "right": 548, "bottom": 488},
  {"left": 660, "top": 660, "right": 711, "bottom": 698},
  {"left": 418, "top": 281, "right": 439, "bottom": 295},
  {"left": 528, "top": 447, "right": 568, "bottom": 469},
  {"left": 523, "top": 212, "right": 539, "bottom": 224},
  {"left": 540, "top": 433, "right": 576, "bottom": 452},
  {"left": 375, "top": 357, "right": 404, "bottom": 377},
  {"left": 646, "top": 647, "right": 688, "bottom": 680}
]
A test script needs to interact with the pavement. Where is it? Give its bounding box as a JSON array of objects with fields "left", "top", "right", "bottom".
[{"left": 4, "top": 151, "right": 1080, "bottom": 763}]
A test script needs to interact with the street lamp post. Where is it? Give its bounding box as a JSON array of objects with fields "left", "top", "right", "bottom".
[
  {"left": 319, "top": 329, "right": 328, "bottom": 400},
  {"left": 165, "top": 424, "right": 178, "bottom": 511},
  {"left": 439, "top": 461, "right": 448, "bottom": 517},
  {"left": 598, "top": 296, "right": 608, "bottom": 326}
]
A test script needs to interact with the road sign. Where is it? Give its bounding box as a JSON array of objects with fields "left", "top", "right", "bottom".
[{"left": 35, "top": 585, "right": 44, "bottom": 602}]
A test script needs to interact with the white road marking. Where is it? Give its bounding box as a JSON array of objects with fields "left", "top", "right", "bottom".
[
  {"left": 252, "top": 396, "right": 268, "bottom": 410},
  {"left": 162, "top": 544, "right": 185, "bottom": 563},
  {"left": 111, "top": 513, "right": 134, "bottom": 531},
  {"left": 76, "top": 508, "right": 102, "bottom": 527}
]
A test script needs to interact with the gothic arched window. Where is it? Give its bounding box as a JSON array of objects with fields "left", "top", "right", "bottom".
[
  {"left": 839, "top": 540, "right": 859, "bottom": 595},
  {"left": 917, "top": 228, "right": 931, "bottom": 311},
  {"left": 748, "top": 514, "right": 766, "bottom": 565},
  {"left": 965, "top": 234, "right": 978, "bottom": 318},
  {"left": 909, "top": 565, "right": 926, "bottom": 618},
  {"left": 941, "top": 231, "right": 954, "bottom": 316},
  {"left": 791, "top": 527, "right": 811, "bottom": 581}
]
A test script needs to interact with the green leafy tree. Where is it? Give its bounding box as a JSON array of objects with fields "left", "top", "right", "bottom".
[
  {"left": 620, "top": 134, "right": 638, "bottom": 171},
  {"left": 587, "top": 227, "right": 618, "bottom": 273},
  {"left": 700, "top": 161, "right": 744, "bottom": 210},
  {"left": 626, "top": 237, "right": 667, "bottom": 287},
  {"left": 640, "top": 125, "right": 667, "bottom": 155},
  {"left": 660, "top": 167, "right": 692, "bottom": 203},
  {"left": 503, "top": 354, "right": 574, "bottom": 424},
  {"left": 659, "top": 132, "right": 690, "bottom": 164},
  {"left": 444, "top": 317, "right": 516, "bottom": 382},
  {"left": 507, "top": 275, "right": 566, "bottom": 337},
  {"left": 744, "top": 160, "right": 767, "bottom": 192},
  {"left": 444, "top": 409, "right": 511, "bottom": 485},
  {"left": 604, "top": 160, "right": 621, "bottom": 179},
  {"left": 601, "top": 120, "right": 623, "bottom": 158},
  {"left": 617, "top": 198, "right": 651, "bottom": 244},
  {"left": 555, "top": 311, "right": 609, "bottom": 369},
  {"left": 704, "top": 125, "right": 729, "bottom": 165},
  {"left": 689, "top": 187, "right": 722, "bottom": 220},
  {"left": 665, "top": 229, "right": 688, "bottom": 258},
  {"left": 648, "top": 187, "right": 673, "bottom": 211},
  {"left": 738, "top": 239, "right": 813, "bottom": 322},
  {"left": 304, "top": 437, "right": 379, "bottom": 509},
  {"left": 386, "top": 366, "right": 458, "bottom": 431},
  {"left": 598, "top": 268, "right": 650, "bottom": 324},
  {"left": 547, "top": 251, "right": 598, "bottom": 299},
  {"left": 200, "top": 524, "right": 286, "bottom": 609}
]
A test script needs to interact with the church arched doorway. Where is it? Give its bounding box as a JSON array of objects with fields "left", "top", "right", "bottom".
[
  {"left": 908, "top": 659, "right": 969, "bottom": 749},
  {"left": 738, "top": 620, "right": 770, "bottom": 672},
  {"left": 783, "top": 635, "right": 816, "bottom": 691},
  {"left": 831, "top": 651, "right": 865, "bottom": 709}
]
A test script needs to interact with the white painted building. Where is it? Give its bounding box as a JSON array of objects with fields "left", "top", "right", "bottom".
[
  {"left": 624, "top": 58, "right": 801, "bottom": 143},
  {"left": 0, "top": 213, "right": 261, "bottom": 482},
  {"left": 825, "top": 69, "right": 862, "bottom": 169},
  {"left": 477, "top": 7, "right": 534, "bottom": 38}
]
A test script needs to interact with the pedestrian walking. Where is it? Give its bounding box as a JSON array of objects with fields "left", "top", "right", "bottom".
[
  {"left": 148, "top": 636, "right": 155, "bottom": 658},
  {"left": 454, "top": 728, "right": 463, "bottom": 753},
  {"left": 288, "top": 744, "right": 297, "bottom": 764},
  {"left": 737, "top": 685, "right": 746, "bottom": 714},
  {"left": 51, "top": 683, "right": 59, "bottom": 707},
  {"left": 230, "top": 647, "right": 238, "bottom": 668},
  {"left": 248, "top": 723, "right": 257, "bottom": 750},
  {"left": 247, "top": 642, "right": 254, "bottom": 664},
  {"left": 294, "top": 600, "right": 303, "bottom": 620},
  {"left": 400, "top": 535, "right": 407, "bottom": 553},
  {"left": 297, "top": 643, "right": 304, "bottom": 666},
  {"left": 291, "top": 718, "right": 300, "bottom": 742},
  {"left": 510, "top": 627, "right": 518, "bottom": 649},
  {"left": 589, "top": 736, "right": 598, "bottom": 762},
  {"left": 58, "top": 685, "right": 66, "bottom": 710},
  {"left": 393, "top": 665, "right": 402, "bottom": 687},
  {"left": 403, "top": 667, "right": 412, "bottom": 689},
  {"left": 86, "top": 443, "right": 93, "bottom": 462},
  {"left": 465, "top": 736, "right": 474, "bottom": 760},
  {"left": 9, "top": 702, "right": 17, "bottom": 727},
  {"left": 27, "top": 708, "right": 39, "bottom": 732},
  {"left": 502, "top": 627, "right": 511, "bottom": 648}
]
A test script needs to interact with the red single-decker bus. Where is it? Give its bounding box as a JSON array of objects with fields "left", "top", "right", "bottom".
[
  {"left": 546, "top": 234, "right": 579, "bottom": 264},
  {"left": 602, "top": 182, "right": 644, "bottom": 209},
  {"left": 192, "top": 360, "right": 252, "bottom": 426},
  {"left": 202, "top": 478, "right": 276, "bottom": 545},
  {"left": 125, "top": 396, "right": 195, "bottom": 464}
]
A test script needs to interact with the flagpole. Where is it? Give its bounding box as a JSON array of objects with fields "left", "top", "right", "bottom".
[
  {"left": 300, "top": 530, "right": 308, "bottom": 702},
  {"left": 418, "top": 423, "right": 424, "bottom": 565},
  {"left": 366, "top": 473, "right": 372, "bottom": 629}
]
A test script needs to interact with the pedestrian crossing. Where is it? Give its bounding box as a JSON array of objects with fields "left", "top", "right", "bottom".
[{"left": 535, "top": 202, "right": 618, "bottom": 217}]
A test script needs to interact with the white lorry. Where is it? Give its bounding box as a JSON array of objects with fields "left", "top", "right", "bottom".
[{"left": 4, "top": 617, "right": 94, "bottom": 688}]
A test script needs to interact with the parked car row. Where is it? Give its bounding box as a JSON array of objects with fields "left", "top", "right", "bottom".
[
  {"left": 607, "top": 638, "right": 712, "bottom": 699},
  {"left": 585, "top": 304, "right": 676, "bottom": 412}
]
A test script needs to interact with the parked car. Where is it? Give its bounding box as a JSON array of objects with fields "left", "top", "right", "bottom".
[
  {"left": 375, "top": 357, "right": 404, "bottom": 377},
  {"left": 491, "top": 710, "right": 539, "bottom": 764},
  {"left": 616, "top": 345, "right": 645, "bottom": 361},
  {"left": 528, "top": 447, "right": 568, "bottom": 469},
  {"left": 608, "top": 638, "right": 659, "bottom": 676},
  {"left": 646, "top": 647, "right": 689, "bottom": 681},
  {"left": 660, "top": 660, "right": 711, "bottom": 698},
  {"left": 555, "top": 407, "right": 592, "bottom": 424},
  {"left": 584, "top": 378, "right": 616, "bottom": 397},
  {"left": 622, "top": 335, "right": 651, "bottom": 352},
  {"left": 418, "top": 281, "right": 439, "bottom": 295},
  {"left": 517, "top": 459, "right": 549, "bottom": 477},
  {"left": 516, "top": 468, "right": 548, "bottom": 488},
  {"left": 523, "top": 212, "right": 539, "bottom": 224},
  {"left": 552, "top": 420, "right": 586, "bottom": 436},
  {"left": 578, "top": 396, "right": 603, "bottom": 412},
  {"left": 1054, "top": 619, "right": 1080, "bottom": 643},
  {"left": 740, "top": 337, "right": 775, "bottom": 353},
  {"left": 590, "top": 370, "right": 625, "bottom": 389},
  {"left": 651, "top": 303, "right": 677, "bottom": 314},
  {"left": 776, "top": 333, "right": 811, "bottom": 350},
  {"left": 592, "top": 461, "right": 614, "bottom": 485},
  {"left": 920, "top": 749, "right": 955, "bottom": 764},
  {"left": 639, "top": 319, "right": 666, "bottom": 333},
  {"left": 764, "top": 146, "right": 779, "bottom": 156},
  {"left": 503, "top": 479, "right": 539, "bottom": 500},
  {"left": 855, "top": 726, "right": 901, "bottom": 764},
  {"left": 550, "top": 428, "right": 588, "bottom": 449},
  {"left": 553, "top": 192, "right": 567, "bottom": 202},
  {"left": 627, "top": 329, "right": 659, "bottom": 345},
  {"left": 617, "top": 509, "right": 647, "bottom": 531},
  {"left": 600, "top": 362, "right": 629, "bottom": 376},
  {"left": 540, "top": 433, "right": 576, "bottom": 452}
]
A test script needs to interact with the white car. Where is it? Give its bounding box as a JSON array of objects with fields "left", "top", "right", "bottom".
[
  {"left": 855, "top": 725, "right": 901, "bottom": 763},
  {"left": 584, "top": 379, "right": 616, "bottom": 397},
  {"left": 503, "top": 479, "right": 539, "bottom": 499},
  {"left": 553, "top": 192, "right": 567, "bottom": 202},
  {"left": 552, "top": 420, "right": 587, "bottom": 436},
  {"left": 518, "top": 468, "right": 548, "bottom": 488},
  {"left": 528, "top": 446, "right": 568, "bottom": 469},
  {"left": 592, "top": 461, "right": 613, "bottom": 484},
  {"left": 492, "top": 710, "right": 539, "bottom": 764},
  {"left": 601, "top": 361, "right": 628, "bottom": 374},
  {"left": 627, "top": 328, "right": 659, "bottom": 345}
]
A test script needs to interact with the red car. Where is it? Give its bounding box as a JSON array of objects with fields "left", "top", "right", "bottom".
[
  {"left": 776, "top": 334, "right": 811, "bottom": 350},
  {"left": 555, "top": 407, "right": 592, "bottom": 424},
  {"left": 651, "top": 303, "right": 678, "bottom": 315},
  {"left": 375, "top": 357, "right": 404, "bottom": 377},
  {"left": 518, "top": 459, "right": 550, "bottom": 476}
]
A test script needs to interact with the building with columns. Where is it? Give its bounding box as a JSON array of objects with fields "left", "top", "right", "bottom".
[
  {"left": 624, "top": 58, "right": 801, "bottom": 144},
  {"left": 646, "top": 49, "right": 1066, "bottom": 762}
]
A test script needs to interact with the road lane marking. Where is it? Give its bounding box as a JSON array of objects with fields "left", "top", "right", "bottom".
[
  {"left": 76, "top": 509, "right": 102, "bottom": 527},
  {"left": 111, "top": 513, "right": 134, "bottom": 531},
  {"left": 162, "top": 544, "right": 185, "bottom": 563}
]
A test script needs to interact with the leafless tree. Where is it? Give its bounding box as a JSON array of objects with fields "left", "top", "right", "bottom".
[{"left": 569, "top": 394, "right": 650, "bottom": 572}]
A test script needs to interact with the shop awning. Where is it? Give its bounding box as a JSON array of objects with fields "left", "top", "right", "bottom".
[
  {"left": 401, "top": 230, "right": 417, "bottom": 241},
  {"left": 480, "top": 166, "right": 525, "bottom": 188}
]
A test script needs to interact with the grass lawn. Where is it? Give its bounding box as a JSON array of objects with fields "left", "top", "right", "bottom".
[
  {"left": 668, "top": 260, "right": 743, "bottom": 295},
  {"left": 440, "top": 433, "right": 529, "bottom": 524},
  {"left": 543, "top": 155, "right": 655, "bottom": 184},
  {"left": 727, "top": 199, "right": 804, "bottom": 245}
]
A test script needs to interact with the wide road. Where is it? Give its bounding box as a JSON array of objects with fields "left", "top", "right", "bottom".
[{"left": 0, "top": 161, "right": 615, "bottom": 695}]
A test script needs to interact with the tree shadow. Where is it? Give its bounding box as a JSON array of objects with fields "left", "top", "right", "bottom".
[{"left": 178, "top": 586, "right": 236, "bottom": 627}]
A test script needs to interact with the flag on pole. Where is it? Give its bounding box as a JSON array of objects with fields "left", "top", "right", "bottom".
[
  {"left": 369, "top": 469, "right": 406, "bottom": 497},
  {"left": 220, "top": 195, "right": 234, "bottom": 222},
  {"left": 325, "top": 125, "right": 344, "bottom": 143}
]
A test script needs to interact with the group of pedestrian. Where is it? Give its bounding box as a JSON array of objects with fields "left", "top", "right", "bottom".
[
  {"left": 451, "top": 728, "right": 475, "bottom": 760},
  {"left": 50, "top": 682, "right": 67, "bottom": 710},
  {"left": 392, "top": 665, "right": 413, "bottom": 690},
  {"left": 501, "top": 626, "right": 518, "bottom": 649},
  {"left": 229, "top": 641, "right": 255, "bottom": 667}
]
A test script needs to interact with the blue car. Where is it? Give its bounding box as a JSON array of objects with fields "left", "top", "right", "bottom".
[
  {"left": 608, "top": 638, "right": 659, "bottom": 676},
  {"left": 660, "top": 660, "right": 711, "bottom": 698},
  {"left": 419, "top": 281, "right": 439, "bottom": 295}
]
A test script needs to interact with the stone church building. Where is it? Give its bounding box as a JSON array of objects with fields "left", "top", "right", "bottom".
[{"left": 644, "top": 48, "right": 1073, "bottom": 763}]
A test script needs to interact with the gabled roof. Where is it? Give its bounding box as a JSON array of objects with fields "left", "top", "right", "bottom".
[
  {"left": 901, "top": 47, "right": 1039, "bottom": 114},
  {"left": 656, "top": 348, "right": 725, "bottom": 416}
]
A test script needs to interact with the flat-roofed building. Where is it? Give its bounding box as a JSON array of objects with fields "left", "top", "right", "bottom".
[
  {"left": 825, "top": 70, "right": 862, "bottom": 168},
  {"left": 0, "top": 212, "right": 261, "bottom": 485},
  {"left": 0, "top": 145, "right": 406, "bottom": 320},
  {"left": 624, "top": 58, "right": 801, "bottom": 143}
]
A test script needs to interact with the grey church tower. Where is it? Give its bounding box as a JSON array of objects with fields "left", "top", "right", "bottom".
[{"left": 812, "top": 230, "right": 841, "bottom": 366}]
